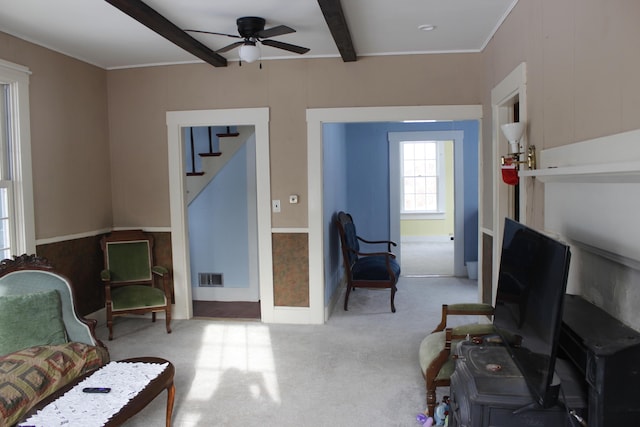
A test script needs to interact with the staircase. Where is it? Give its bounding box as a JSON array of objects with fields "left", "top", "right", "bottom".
[{"left": 185, "top": 125, "right": 255, "bottom": 205}]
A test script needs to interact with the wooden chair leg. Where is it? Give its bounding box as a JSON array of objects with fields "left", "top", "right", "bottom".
[
  {"left": 152, "top": 312, "right": 157, "bottom": 323},
  {"left": 426, "top": 385, "right": 437, "bottom": 417},
  {"left": 390, "top": 286, "right": 397, "bottom": 313},
  {"left": 108, "top": 318, "right": 114, "bottom": 341},
  {"left": 344, "top": 286, "right": 352, "bottom": 311},
  {"left": 165, "top": 308, "right": 172, "bottom": 334}
]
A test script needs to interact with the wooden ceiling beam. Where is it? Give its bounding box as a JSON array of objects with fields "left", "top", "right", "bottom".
[
  {"left": 105, "top": 0, "right": 227, "bottom": 67},
  {"left": 317, "top": 0, "right": 357, "bottom": 62}
]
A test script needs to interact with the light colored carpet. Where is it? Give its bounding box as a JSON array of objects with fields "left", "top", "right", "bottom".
[
  {"left": 401, "top": 240, "right": 454, "bottom": 276},
  {"left": 98, "top": 276, "right": 478, "bottom": 427}
]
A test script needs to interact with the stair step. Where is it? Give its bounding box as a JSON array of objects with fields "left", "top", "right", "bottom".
[{"left": 216, "top": 126, "right": 239, "bottom": 137}]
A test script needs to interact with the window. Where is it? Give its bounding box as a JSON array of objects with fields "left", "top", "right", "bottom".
[
  {"left": 401, "top": 140, "right": 445, "bottom": 214},
  {"left": 0, "top": 59, "right": 35, "bottom": 257}
]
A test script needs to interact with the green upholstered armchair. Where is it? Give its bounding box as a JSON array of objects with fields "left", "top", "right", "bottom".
[
  {"left": 100, "top": 230, "right": 172, "bottom": 340},
  {"left": 419, "top": 303, "right": 495, "bottom": 417}
]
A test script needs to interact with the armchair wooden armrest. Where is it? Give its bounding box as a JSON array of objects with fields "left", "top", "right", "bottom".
[
  {"left": 355, "top": 235, "right": 398, "bottom": 252},
  {"left": 431, "top": 303, "right": 495, "bottom": 333}
]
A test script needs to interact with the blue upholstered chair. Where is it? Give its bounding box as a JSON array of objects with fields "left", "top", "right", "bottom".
[
  {"left": 100, "top": 230, "right": 172, "bottom": 340},
  {"left": 335, "top": 211, "right": 401, "bottom": 312}
]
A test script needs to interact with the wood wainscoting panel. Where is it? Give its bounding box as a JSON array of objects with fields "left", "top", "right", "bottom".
[
  {"left": 36, "top": 235, "right": 105, "bottom": 316},
  {"left": 37, "top": 231, "right": 174, "bottom": 316},
  {"left": 272, "top": 233, "right": 309, "bottom": 307}
]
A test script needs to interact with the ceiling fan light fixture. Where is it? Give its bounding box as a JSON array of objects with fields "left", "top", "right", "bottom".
[{"left": 239, "top": 42, "right": 261, "bottom": 63}]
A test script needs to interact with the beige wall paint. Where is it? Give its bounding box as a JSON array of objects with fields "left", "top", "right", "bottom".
[
  {"left": 481, "top": 0, "right": 640, "bottom": 230},
  {"left": 107, "top": 54, "right": 483, "bottom": 229},
  {"left": 0, "top": 32, "right": 112, "bottom": 240},
  {"left": 1, "top": 0, "right": 637, "bottom": 240}
]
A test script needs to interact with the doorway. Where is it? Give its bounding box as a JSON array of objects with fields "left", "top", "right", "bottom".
[
  {"left": 309, "top": 106, "right": 482, "bottom": 323},
  {"left": 389, "top": 130, "right": 465, "bottom": 277},
  {"left": 166, "top": 108, "right": 274, "bottom": 321},
  {"left": 185, "top": 125, "right": 260, "bottom": 318}
]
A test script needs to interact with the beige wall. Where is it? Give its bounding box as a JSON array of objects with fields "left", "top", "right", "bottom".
[
  {"left": 481, "top": 0, "right": 640, "bottom": 230},
  {"left": 2, "top": 0, "right": 639, "bottom": 241},
  {"left": 106, "top": 54, "right": 483, "bottom": 229},
  {"left": 0, "top": 32, "right": 112, "bottom": 240}
]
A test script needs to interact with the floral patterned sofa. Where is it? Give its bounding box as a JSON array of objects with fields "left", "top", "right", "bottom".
[{"left": 0, "top": 255, "right": 110, "bottom": 426}]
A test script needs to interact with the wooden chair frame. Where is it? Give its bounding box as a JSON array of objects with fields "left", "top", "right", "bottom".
[
  {"left": 100, "top": 230, "right": 172, "bottom": 340},
  {"left": 421, "top": 303, "right": 495, "bottom": 416},
  {"left": 0, "top": 253, "right": 108, "bottom": 352},
  {"left": 335, "top": 211, "right": 400, "bottom": 312}
]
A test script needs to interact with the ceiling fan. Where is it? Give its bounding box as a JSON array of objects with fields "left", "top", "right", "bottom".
[{"left": 185, "top": 17, "right": 310, "bottom": 63}]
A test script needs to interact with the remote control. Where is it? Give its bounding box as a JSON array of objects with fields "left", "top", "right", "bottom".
[{"left": 82, "top": 387, "right": 111, "bottom": 393}]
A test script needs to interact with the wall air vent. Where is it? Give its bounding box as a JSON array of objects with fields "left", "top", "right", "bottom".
[{"left": 198, "top": 272, "right": 223, "bottom": 287}]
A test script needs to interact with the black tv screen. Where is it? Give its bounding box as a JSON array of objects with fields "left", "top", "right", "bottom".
[{"left": 494, "top": 218, "right": 571, "bottom": 408}]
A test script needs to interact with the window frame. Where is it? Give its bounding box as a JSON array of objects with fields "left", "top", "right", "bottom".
[
  {"left": 400, "top": 140, "right": 446, "bottom": 219},
  {"left": 0, "top": 59, "right": 35, "bottom": 256}
]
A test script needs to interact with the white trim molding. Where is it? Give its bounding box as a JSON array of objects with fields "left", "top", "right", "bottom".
[
  {"left": 0, "top": 59, "right": 35, "bottom": 255},
  {"left": 166, "top": 108, "right": 273, "bottom": 321},
  {"left": 490, "top": 62, "right": 528, "bottom": 305},
  {"left": 307, "top": 105, "right": 482, "bottom": 323}
]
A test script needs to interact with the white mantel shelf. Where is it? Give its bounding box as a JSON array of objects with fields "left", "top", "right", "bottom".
[
  {"left": 518, "top": 129, "right": 640, "bottom": 183},
  {"left": 520, "top": 160, "right": 640, "bottom": 183}
]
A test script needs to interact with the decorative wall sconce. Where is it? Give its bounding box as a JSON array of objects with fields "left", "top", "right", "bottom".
[
  {"left": 500, "top": 122, "right": 536, "bottom": 170},
  {"left": 501, "top": 122, "right": 525, "bottom": 154}
]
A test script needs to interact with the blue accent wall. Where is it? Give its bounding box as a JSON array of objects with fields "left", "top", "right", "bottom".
[
  {"left": 322, "top": 123, "right": 349, "bottom": 304},
  {"left": 188, "top": 127, "right": 250, "bottom": 288},
  {"left": 323, "top": 120, "right": 479, "bottom": 304},
  {"left": 345, "top": 121, "right": 479, "bottom": 260}
]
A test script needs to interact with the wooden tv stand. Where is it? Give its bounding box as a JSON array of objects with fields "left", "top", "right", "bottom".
[{"left": 559, "top": 294, "right": 640, "bottom": 426}]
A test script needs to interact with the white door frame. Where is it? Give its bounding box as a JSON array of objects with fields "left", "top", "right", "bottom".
[
  {"left": 388, "top": 131, "right": 466, "bottom": 276},
  {"left": 489, "top": 62, "right": 528, "bottom": 304},
  {"left": 166, "top": 108, "right": 273, "bottom": 320},
  {"left": 308, "top": 105, "right": 482, "bottom": 323}
]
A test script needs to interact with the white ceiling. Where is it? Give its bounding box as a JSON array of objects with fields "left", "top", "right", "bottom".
[{"left": 0, "top": 0, "right": 517, "bottom": 70}]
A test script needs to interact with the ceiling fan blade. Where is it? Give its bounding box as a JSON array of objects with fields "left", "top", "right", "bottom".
[
  {"left": 257, "top": 25, "right": 295, "bottom": 39},
  {"left": 184, "top": 29, "right": 241, "bottom": 39},
  {"left": 216, "top": 41, "right": 245, "bottom": 53},
  {"left": 261, "top": 39, "right": 310, "bottom": 55},
  {"left": 105, "top": 0, "right": 227, "bottom": 67}
]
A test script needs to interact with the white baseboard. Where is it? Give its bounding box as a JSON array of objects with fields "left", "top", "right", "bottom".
[
  {"left": 325, "top": 275, "right": 346, "bottom": 321},
  {"left": 401, "top": 235, "right": 453, "bottom": 243}
]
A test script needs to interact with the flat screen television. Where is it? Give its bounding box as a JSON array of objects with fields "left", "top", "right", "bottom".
[{"left": 493, "top": 218, "right": 571, "bottom": 409}]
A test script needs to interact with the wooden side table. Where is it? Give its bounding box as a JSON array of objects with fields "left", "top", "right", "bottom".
[{"left": 20, "top": 357, "right": 175, "bottom": 427}]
